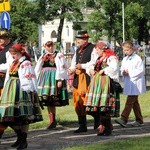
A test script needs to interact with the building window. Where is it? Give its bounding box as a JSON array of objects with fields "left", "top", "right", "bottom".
[
  {"left": 42, "top": 31, "right": 44, "bottom": 37},
  {"left": 51, "top": 30, "right": 57, "bottom": 38},
  {"left": 66, "top": 25, "right": 69, "bottom": 36}
]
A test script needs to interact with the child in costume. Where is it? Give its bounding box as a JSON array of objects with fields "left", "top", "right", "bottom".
[{"left": 35, "top": 41, "right": 68, "bottom": 129}]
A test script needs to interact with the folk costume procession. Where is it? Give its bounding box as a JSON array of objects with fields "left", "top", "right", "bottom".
[{"left": 0, "top": 29, "right": 147, "bottom": 149}]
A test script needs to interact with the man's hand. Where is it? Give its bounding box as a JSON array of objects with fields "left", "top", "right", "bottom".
[
  {"left": 123, "top": 69, "right": 129, "bottom": 76},
  {"left": 68, "top": 69, "right": 75, "bottom": 74},
  {"left": 75, "top": 63, "right": 82, "bottom": 69}
]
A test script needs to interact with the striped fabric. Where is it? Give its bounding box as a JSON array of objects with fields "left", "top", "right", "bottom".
[
  {"left": 37, "top": 67, "right": 69, "bottom": 106},
  {"left": 0, "top": 77, "right": 43, "bottom": 125},
  {"left": 38, "top": 67, "right": 57, "bottom": 96},
  {"left": 85, "top": 73, "right": 120, "bottom": 117}
]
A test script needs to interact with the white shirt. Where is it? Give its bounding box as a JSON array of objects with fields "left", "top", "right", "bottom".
[
  {"left": 0, "top": 51, "right": 13, "bottom": 73},
  {"left": 121, "top": 53, "right": 146, "bottom": 95},
  {"left": 69, "top": 47, "right": 99, "bottom": 75}
]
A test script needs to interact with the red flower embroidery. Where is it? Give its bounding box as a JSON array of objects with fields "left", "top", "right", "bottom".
[
  {"left": 25, "top": 73, "right": 35, "bottom": 80},
  {"left": 21, "top": 62, "right": 32, "bottom": 69}
]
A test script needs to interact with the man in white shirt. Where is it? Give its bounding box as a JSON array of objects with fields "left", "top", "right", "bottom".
[{"left": 68, "top": 30, "right": 98, "bottom": 133}]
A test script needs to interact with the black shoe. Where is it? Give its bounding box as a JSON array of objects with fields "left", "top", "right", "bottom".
[
  {"left": 74, "top": 126, "right": 87, "bottom": 133},
  {"left": 11, "top": 140, "right": 20, "bottom": 148},
  {"left": 0, "top": 133, "right": 3, "bottom": 139},
  {"left": 17, "top": 141, "right": 28, "bottom": 150},
  {"left": 97, "top": 128, "right": 112, "bottom": 136},
  {"left": 47, "top": 121, "right": 57, "bottom": 129},
  {"left": 17, "top": 132, "right": 28, "bottom": 150}
]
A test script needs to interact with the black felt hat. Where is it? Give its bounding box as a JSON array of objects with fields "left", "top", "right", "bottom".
[{"left": 75, "top": 30, "right": 89, "bottom": 38}]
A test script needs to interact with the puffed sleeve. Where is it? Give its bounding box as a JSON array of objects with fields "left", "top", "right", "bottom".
[
  {"left": 103, "top": 56, "right": 119, "bottom": 80},
  {"left": 18, "top": 60, "right": 37, "bottom": 92},
  {"left": 69, "top": 52, "right": 76, "bottom": 70},
  {"left": 34, "top": 55, "right": 43, "bottom": 79},
  {"left": 81, "top": 47, "right": 99, "bottom": 70},
  {"left": 0, "top": 51, "right": 13, "bottom": 73},
  {"left": 55, "top": 52, "right": 68, "bottom": 80},
  {"left": 83, "top": 48, "right": 99, "bottom": 76}
]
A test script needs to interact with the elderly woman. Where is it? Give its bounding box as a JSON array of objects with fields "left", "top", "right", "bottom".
[{"left": 85, "top": 41, "right": 120, "bottom": 136}]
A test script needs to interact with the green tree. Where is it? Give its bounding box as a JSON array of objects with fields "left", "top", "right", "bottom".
[
  {"left": 86, "top": 0, "right": 122, "bottom": 43},
  {"left": 86, "top": 0, "right": 150, "bottom": 44},
  {"left": 10, "top": 0, "right": 40, "bottom": 43}
]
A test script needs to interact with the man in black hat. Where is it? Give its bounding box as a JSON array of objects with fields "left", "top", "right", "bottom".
[
  {"left": 0, "top": 28, "right": 14, "bottom": 140},
  {"left": 68, "top": 30, "right": 98, "bottom": 133},
  {"left": 0, "top": 28, "right": 13, "bottom": 95}
]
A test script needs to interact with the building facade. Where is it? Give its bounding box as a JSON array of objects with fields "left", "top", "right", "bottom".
[{"left": 38, "top": 19, "right": 76, "bottom": 54}]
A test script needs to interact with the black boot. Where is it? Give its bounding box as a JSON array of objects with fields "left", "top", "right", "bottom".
[
  {"left": 0, "top": 132, "right": 3, "bottom": 139},
  {"left": 11, "top": 129, "right": 22, "bottom": 147},
  {"left": 74, "top": 116, "right": 87, "bottom": 133},
  {"left": 17, "top": 132, "right": 28, "bottom": 150},
  {"left": 97, "top": 116, "right": 112, "bottom": 136},
  {"left": 92, "top": 112, "right": 100, "bottom": 130}
]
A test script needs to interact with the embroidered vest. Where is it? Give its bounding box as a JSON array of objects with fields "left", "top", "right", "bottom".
[
  {"left": 73, "top": 43, "right": 95, "bottom": 88},
  {"left": 42, "top": 51, "right": 58, "bottom": 68}
]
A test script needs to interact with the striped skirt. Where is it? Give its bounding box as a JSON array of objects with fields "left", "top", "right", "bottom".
[
  {"left": 0, "top": 77, "right": 43, "bottom": 125},
  {"left": 37, "top": 67, "right": 69, "bottom": 106},
  {"left": 85, "top": 73, "right": 120, "bottom": 117}
]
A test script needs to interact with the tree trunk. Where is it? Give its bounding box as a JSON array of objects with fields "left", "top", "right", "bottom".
[{"left": 57, "top": 18, "right": 65, "bottom": 43}]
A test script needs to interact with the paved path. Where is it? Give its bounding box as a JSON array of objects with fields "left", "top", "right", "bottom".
[{"left": 1, "top": 118, "right": 150, "bottom": 150}]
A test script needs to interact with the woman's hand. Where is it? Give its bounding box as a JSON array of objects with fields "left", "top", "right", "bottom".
[
  {"left": 89, "top": 69, "right": 95, "bottom": 76},
  {"left": 99, "top": 70, "right": 104, "bottom": 75}
]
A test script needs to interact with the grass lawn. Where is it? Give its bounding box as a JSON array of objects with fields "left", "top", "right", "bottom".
[{"left": 64, "top": 136, "right": 150, "bottom": 150}]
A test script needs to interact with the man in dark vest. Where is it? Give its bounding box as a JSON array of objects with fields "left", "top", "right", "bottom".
[
  {"left": 0, "top": 28, "right": 14, "bottom": 140},
  {"left": 0, "top": 28, "right": 13, "bottom": 95},
  {"left": 68, "top": 30, "right": 98, "bottom": 133}
]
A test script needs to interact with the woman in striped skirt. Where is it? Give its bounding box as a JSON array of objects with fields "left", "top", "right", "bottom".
[
  {"left": 85, "top": 41, "right": 120, "bottom": 136},
  {"left": 35, "top": 41, "right": 69, "bottom": 129},
  {"left": 0, "top": 44, "right": 43, "bottom": 149}
]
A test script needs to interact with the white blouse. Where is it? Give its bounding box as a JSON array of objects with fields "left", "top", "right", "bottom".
[
  {"left": 35, "top": 51, "right": 68, "bottom": 80},
  {"left": 86, "top": 55, "right": 119, "bottom": 81},
  {"left": 103, "top": 56, "right": 119, "bottom": 81},
  {"left": 4, "top": 56, "right": 37, "bottom": 92}
]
